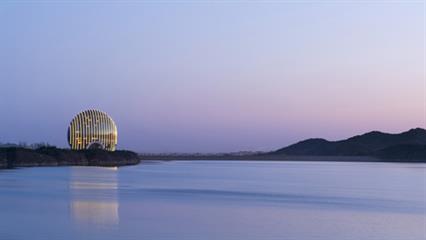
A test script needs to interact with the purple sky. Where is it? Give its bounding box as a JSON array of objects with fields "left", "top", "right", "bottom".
[{"left": 1, "top": 1, "right": 425, "bottom": 153}]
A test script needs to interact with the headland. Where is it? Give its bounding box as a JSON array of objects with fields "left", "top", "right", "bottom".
[{"left": 0, "top": 147, "right": 140, "bottom": 169}]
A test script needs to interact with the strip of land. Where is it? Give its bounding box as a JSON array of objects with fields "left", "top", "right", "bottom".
[
  {"left": 0, "top": 147, "right": 140, "bottom": 169},
  {"left": 139, "top": 154, "right": 425, "bottom": 163}
]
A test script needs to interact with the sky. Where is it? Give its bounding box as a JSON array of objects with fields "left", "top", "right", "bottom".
[{"left": 1, "top": 1, "right": 425, "bottom": 153}]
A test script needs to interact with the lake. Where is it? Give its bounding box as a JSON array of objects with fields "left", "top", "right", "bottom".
[{"left": 0, "top": 161, "right": 424, "bottom": 240}]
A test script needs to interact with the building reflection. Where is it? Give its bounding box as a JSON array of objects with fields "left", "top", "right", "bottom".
[{"left": 69, "top": 167, "right": 119, "bottom": 226}]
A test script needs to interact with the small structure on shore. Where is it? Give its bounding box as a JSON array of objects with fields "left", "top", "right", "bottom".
[{"left": 67, "top": 109, "right": 118, "bottom": 151}]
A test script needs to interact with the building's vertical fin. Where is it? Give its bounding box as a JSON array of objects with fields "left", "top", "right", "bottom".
[
  {"left": 72, "top": 117, "right": 76, "bottom": 149},
  {"left": 70, "top": 119, "right": 74, "bottom": 149},
  {"left": 77, "top": 111, "right": 81, "bottom": 150},
  {"left": 98, "top": 111, "right": 102, "bottom": 145},
  {"left": 93, "top": 110, "right": 96, "bottom": 145},
  {"left": 87, "top": 110, "right": 90, "bottom": 147},
  {"left": 108, "top": 113, "right": 113, "bottom": 151},
  {"left": 74, "top": 114, "right": 77, "bottom": 150},
  {"left": 68, "top": 122, "right": 71, "bottom": 148},
  {"left": 89, "top": 109, "right": 93, "bottom": 146},
  {"left": 70, "top": 119, "right": 73, "bottom": 149},
  {"left": 75, "top": 114, "right": 78, "bottom": 150},
  {"left": 102, "top": 112, "right": 107, "bottom": 147},
  {"left": 113, "top": 119, "right": 117, "bottom": 151},
  {"left": 92, "top": 110, "right": 95, "bottom": 146},
  {"left": 105, "top": 112, "right": 110, "bottom": 150},
  {"left": 86, "top": 110, "right": 90, "bottom": 148},
  {"left": 80, "top": 112, "right": 84, "bottom": 150},
  {"left": 94, "top": 110, "right": 99, "bottom": 145},
  {"left": 76, "top": 112, "right": 80, "bottom": 150},
  {"left": 82, "top": 110, "right": 87, "bottom": 149},
  {"left": 100, "top": 111, "right": 104, "bottom": 148}
]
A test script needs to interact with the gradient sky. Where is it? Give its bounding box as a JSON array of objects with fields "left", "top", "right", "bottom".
[{"left": 1, "top": 1, "right": 425, "bottom": 153}]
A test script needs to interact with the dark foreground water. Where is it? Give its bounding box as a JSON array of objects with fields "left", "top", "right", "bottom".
[{"left": 0, "top": 161, "right": 424, "bottom": 240}]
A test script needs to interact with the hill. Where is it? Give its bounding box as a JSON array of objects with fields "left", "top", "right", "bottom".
[{"left": 273, "top": 128, "right": 426, "bottom": 160}]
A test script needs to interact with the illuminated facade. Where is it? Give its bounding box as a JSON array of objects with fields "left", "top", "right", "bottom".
[{"left": 67, "top": 109, "right": 118, "bottom": 151}]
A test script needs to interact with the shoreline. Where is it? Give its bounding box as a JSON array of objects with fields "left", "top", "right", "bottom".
[
  {"left": 139, "top": 154, "right": 426, "bottom": 163},
  {"left": 0, "top": 147, "right": 140, "bottom": 169}
]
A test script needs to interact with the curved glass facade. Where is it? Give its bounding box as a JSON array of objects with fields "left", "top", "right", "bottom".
[{"left": 67, "top": 109, "right": 118, "bottom": 151}]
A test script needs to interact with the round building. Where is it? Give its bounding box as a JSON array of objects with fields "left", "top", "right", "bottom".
[{"left": 67, "top": 109, "right": 118, "bottom": 151}]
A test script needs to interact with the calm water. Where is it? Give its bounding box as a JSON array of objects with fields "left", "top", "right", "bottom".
[{"left": 0, "top": 161, "right": 424, "bottom": 240}]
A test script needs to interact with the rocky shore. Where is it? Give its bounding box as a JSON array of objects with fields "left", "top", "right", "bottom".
[{"left": 0, "top": 147, "right": 140, "bottom": 169}]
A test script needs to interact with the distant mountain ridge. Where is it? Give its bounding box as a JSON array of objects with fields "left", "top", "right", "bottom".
[{"left": 274, "top": 128, "right": 426, "bottom": 159}]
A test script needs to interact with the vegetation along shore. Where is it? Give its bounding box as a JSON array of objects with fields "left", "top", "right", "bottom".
[{"left": 0, "top": 147, "right": 140, "bottom": 169}]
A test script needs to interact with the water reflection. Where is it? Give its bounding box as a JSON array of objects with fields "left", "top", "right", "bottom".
[{"left": 69, "top": 167, "right": 119, "bottom": 226}]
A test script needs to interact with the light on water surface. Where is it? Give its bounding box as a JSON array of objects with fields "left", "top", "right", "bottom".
[{"left": 70, "top": 167, "right": 119, "bottom": 226}]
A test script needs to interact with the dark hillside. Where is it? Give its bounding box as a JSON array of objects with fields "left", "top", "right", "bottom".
[{"left": 274, "top": 128, "right": 426, "bottom": 159}]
